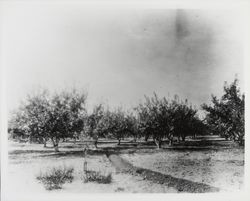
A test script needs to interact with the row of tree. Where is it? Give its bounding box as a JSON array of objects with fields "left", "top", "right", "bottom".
[
  {"left": 84, "top": 105, "right": 138, "bottom": 147},
  {"left": 8, "top": 78, "right": 245, "bottom": 151}
]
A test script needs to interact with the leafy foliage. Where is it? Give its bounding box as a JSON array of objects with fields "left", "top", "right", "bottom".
[
  {"left": 84, "top": 105, "right": 138, "bottom": 146},
  {"left": 202, "top": 78, "right": 244, "bottom": 145},
  {"left": 9, "top": 89, "right": 87, "bottom": 151},
  {"left": 9, "top": 90, "right": 51, "bottom": 143},
  {"left": 136, "top": 94, "right": 173, "bottom": 147},
  {"left": 136, "top": 93, "right": 204, "bottom": 148},
  {"left": 84, "top": 104, "right": 106, "bottom": 147},
  {"left": 105, "top": 108, "right": 133, "bottom": 144},
  {"left": 170, "top": 99, "right": 203, "bottom": 142}
]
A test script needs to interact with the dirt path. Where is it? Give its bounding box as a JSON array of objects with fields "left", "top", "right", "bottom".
[
  {"left": 107, "top": 154, "right": 220, "bottom": 193},
  {"left": 108, "top": 154, "right": 134, "bottom": 173}
]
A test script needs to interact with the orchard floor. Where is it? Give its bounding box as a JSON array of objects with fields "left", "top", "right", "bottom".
[{"left": 6, "top": 136, "right": 244, "bottom": 196}]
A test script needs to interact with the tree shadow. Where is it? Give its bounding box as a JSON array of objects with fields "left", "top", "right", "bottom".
[
  {"left": 130, "top": 166, "right": 220, "bottom": 193},
  {"left": 107, "top": 154, "right": 220, "bottom": 193},
  {"left": 25, "top": 146, "right": 158, "bottom": 159},
  {"left": 8, "top": 150, "right": 55, "bottom": 155},
  {"left": 8, "top": 136, "right": 241, "bottom": 159}
]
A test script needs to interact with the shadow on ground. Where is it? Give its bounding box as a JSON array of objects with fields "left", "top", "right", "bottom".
[
  {"left": 8, "top": 136, "right": 242, "bottom": 164},
  {"left": 108, "top": 154, "right": 220, "bottom": 193}
]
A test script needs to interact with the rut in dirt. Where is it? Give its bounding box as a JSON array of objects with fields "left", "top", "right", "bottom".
[{"left": 107, "top": 154, "right": 220, "bottom": 193}]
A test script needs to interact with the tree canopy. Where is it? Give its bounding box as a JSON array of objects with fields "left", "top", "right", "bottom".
[
  {"left": 9, "top": 89, "right": 87, "bottom": 151},
  {"left": 136, "top": 93, "right": 203, "bottom": 148},
  {"left": 202, "top": 78, "right": 244, "bottom": 146}
]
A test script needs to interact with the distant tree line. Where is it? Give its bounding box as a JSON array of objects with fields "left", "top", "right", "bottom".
[{"left": 8, "top": 78, "right": 245, "bottom": 151}]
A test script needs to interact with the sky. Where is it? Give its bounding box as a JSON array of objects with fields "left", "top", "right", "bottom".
[{"left": 0, "top": 2, "right": 245, "bottom": 113}]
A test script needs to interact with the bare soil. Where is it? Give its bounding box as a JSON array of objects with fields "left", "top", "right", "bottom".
[
  {"left": 120, "top": 145, "right": 244, "bottom": 191},
  {"left": 7, "top": 142, "right": 177, "bottom": 196},
  {"left": 6, "top": 135, "right": 244, "bottom": 196}
]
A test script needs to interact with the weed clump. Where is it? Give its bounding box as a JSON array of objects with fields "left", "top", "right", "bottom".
[
  {"left": 36, "top": 166, "right": 74, "bottom": 190},
  {"left": 82, "top": 170, "right": 112, "bottom": 184}
]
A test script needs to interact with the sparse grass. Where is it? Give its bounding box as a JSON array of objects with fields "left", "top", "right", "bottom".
[
  {"left": 82, "top": 170, "right": 112, "bottom": 184},
  {"left": 36, "top": 166, "right": 74, "bottom": 190}
]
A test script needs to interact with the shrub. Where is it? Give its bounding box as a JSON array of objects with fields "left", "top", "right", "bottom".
[
  {"left": 82, "top": 170, "right": 112, "bottom": 184},
  {"left": 36, "top": 166, "right": 74, "bottom": 190}
]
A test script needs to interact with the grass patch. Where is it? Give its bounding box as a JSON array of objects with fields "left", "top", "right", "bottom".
[
  {"left": 36, "top": 166, "right": 74, "bottom": 190},
  {"left": 82, "top": 170, "right": 112, "bottom": 184}
]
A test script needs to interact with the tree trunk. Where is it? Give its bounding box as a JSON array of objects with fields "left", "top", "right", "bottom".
[
  {"left": 239, "top": 139, "right": 244, "bottom": 146},
  {"left": 43, "top": 137, "right": 47, "bottom": 147},
  {"left": 54, "top": 144, "right": 59, "bottom": 152},
  {"left": 168, "top": 132, "right": 174, "bottom": 146},
  {"left": 51, "top": 137, "right": 55, "bottom": 146},
  {"left": 238, "top": 134, "right": 244, "bottom": 146},
  {"left": 55, "top": 137, "right": 60, "bottom": 152},
  {"left": 94, "top": 140, "right": 98, "bottom": 148},
  {"left": 154, "top": 139, "right": 162, "bottom": 149},
  {"left": 145, "top": 135, "right": 149, "bottom": 142},
  {"left": 29, "top": 135, "right": 32, "bottom": 144},
  {"left": 51, "top": 137, "right": 59, "bottom": 152},
  {"left": 169, "top": 138, "right": 173, "bottom": 146},
  {"left": 117, "top": 139, "right": 121, "bottom": 145},
  {"left": 177, "top": 136, "right": 181, "bottom": 143},
  {"left": 181, "top": 135, "right": 186, "bottom": 142}
]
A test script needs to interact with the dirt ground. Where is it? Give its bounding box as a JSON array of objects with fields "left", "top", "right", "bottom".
[
  {"left": 6, "top": 141, "right": 177, "bottom": 196},
  {"left": 120, "top": 147, "right": 244, "bottom": 192},
  {"left": 6, "top": 136, "right": 244, "bottom": 195}
]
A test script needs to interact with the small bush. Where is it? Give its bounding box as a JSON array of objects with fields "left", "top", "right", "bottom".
[
  {"left": 83, "top": 170, "right": 112, "bottom": 184},
  {"left": 36, "top": 166, "right": 74, "bottom": 190}
]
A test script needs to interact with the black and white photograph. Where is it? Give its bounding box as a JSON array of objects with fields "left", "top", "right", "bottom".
[{"left": 0, "top": 1, "right": 249, "bottom": 201}]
